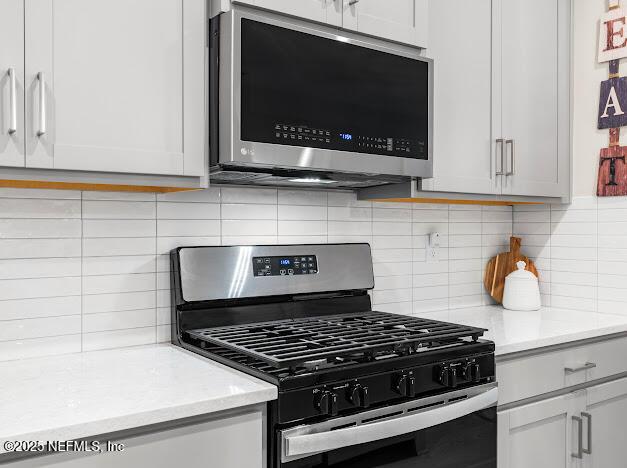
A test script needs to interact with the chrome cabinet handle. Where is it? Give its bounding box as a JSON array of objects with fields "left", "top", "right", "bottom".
[
  {"left": 37, "top": 72, "right": 46, "bottom": 137},
  {"left": 582, "top": 412, "right": 592, "bottom": 455},
  {"left": 564, "top": 362, "right": 597, "bottom": 374},
  {"left": 505, "top": 139, "right": 515, "bottom": 176},
  {"left": 8, "top": 68, "right": 17, "bottom": 135},
  {"left": 495, "top": 139, "right": 505, "bottom": 176},
  {"left": 572, "top": 415, "right": 583, "bottom": 459}
]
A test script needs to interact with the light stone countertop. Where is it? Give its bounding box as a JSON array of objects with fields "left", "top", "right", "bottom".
[
  {"left": 423, "top": 305, "right": 627, "bottom": 356},
  {"left": 0, "top": 344, "right": 277, "bottom": 453},
  {"left": 3, "top": 307, "right": 626, "bottom": 453}
]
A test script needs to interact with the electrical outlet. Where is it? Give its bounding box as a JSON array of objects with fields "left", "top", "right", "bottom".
[
  {"left": 426, "top": 232, "right": 441, "bottom": 263},
  {"left": 426, "top": 245, "right": 440, "bottom": 263}
]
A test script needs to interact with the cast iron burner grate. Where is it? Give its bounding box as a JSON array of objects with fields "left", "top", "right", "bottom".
[{"left": 186, "top": 311, "right": 486, "bottom": 369}]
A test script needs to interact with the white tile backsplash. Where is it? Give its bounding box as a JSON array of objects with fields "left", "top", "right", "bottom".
[
  {"left": 0, "top": 187, "right": 513, "bottom": 362},
  {"left": 512, "top": 196, "right": 627, "bottom": 313}
]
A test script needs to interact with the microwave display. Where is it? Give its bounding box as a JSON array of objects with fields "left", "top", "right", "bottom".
[{"left": 240, "top": 19, "right": 429, "bottom": 160}]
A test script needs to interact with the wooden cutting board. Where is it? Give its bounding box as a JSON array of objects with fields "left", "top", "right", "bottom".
[{"left": 484, "top": 236, "right": 539, "bottom": 304}]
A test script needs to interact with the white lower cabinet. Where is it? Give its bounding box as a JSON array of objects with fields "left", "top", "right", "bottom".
[
  {"left": 9, "top": 407, "right": 265, "bottom": 468},
  {"left": 498, "top": 392, "right": 584, "bottom": 468},
  {"left": 584, "top": 377, "right": 627, "bottom": 468},
  {"left": 497, "top": 339, "right": 627, "bottom": 468}
]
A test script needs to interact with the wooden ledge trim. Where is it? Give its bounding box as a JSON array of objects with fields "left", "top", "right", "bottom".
[
  {"left": 370, "top": 198, "right": 544, "bottom": 206},
  {"left": 0, "top": 179, "right": 199, "bottom": 193}
]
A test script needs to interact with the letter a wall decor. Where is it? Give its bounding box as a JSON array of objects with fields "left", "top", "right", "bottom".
[{"left": 598, "top": 0, "right": 627, "bottom": 196}]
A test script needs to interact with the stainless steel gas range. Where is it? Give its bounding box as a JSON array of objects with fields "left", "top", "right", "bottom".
[{"left": 171, "top": 243, "right": 497, "bottom": 467}]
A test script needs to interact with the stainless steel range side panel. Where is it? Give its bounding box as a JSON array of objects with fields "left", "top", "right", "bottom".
[
  {"left": 177, "top": 244, "right": 374, "bottom": 302},
  {"left": 218, "top": 6, "right": 434, "bottom": 179}
]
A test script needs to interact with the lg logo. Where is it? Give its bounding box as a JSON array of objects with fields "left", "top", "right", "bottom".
[{"left": 240, "top": 148, "right": 255, "bottom": 156}]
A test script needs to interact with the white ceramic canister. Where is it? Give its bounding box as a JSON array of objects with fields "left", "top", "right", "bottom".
[{"left": 502, "top": 261, "right": 541, "bottom": 311}]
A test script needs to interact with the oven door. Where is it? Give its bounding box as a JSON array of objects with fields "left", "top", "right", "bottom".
[{"left": 278, "top": 383, "right": 497, "bottom": 468}]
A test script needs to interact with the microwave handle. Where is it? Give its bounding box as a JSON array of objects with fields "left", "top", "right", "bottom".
[{"left": 285, "top": 387, "right": 498, "bottom": 458}]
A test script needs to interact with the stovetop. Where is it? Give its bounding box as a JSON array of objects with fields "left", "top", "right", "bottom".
[
  {"left": 182, "top": 310, "right": 493, "bottom": 393},
  {"left": 187, "top": 311, "right": 486, "bottom": 369}
]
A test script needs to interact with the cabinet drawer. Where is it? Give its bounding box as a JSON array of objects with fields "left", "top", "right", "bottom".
[{"left": 497, "top": 335, "right": 627, "bottom": 406}]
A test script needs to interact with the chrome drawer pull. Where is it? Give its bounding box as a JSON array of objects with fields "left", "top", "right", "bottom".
[
  {"left": 572, "top": 415, "right": 583, "bottom": 459},
  {"left": 564, "top": 362, "right": 596, "bottom": 374},
  {"left": 582, "top": 412, "right": 592, "bottom": 455}
]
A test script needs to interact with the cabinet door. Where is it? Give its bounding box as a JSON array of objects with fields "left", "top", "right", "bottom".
[
  {"left": 500, "top": 0, "right": 570, "bottom": 198},
  {"left": 9, "top": 408, "right": 265, "bottom": 468},
  {"left": 24, "top": 0, "right": 206, "bottom": 177},
  {"left": 0, "top": 0, "right": 25, "bottom": 167},
  {"left": 236, "top": 0, "right": 342, "bottom": 26},
  {"left": 423, "top": 0, "right": 499, "bottom": 195},
  {"left": 498, "top": 392, "right": 584, "bottom": 468},
  {"left": 342, "top": 0, "right": 428, "bottom": 47},
  {"left": 584, "top": 377, "right": 627, "bottom": 468}
]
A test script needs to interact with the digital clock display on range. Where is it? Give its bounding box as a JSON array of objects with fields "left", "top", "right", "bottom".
[{"left": 252, "top": 255, "right": 318, "bottom": 277}]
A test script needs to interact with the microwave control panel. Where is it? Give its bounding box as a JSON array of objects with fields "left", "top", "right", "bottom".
[
  {"left": 253, "top": 255, "right": 318, "bottom": 277},
  {"left": 273, "top": 124, "right": 425, "bottom": 159}
]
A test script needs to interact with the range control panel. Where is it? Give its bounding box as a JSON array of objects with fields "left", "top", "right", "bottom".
[
  {"left": 253, "top": 255, "right": 318, "bottom": 277},
  {"left": 273, "top": 124, "right": 425, "bottom": 159}
]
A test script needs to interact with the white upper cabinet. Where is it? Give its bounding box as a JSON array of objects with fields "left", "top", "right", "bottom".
[
  {"left": 342, "top": 0, "right": 428, "bottom": 47},
  {"left": 422, "top": 0, "right": 570, "bottom": 201},
  {"left": 424, "top": 0, "right": 498, "bottom": 195},
  {"left": 228, "top": 0, "right": 427, "bottom": 47},
  {"left": 24, "top": 0, "right": 206, "bottom": 177},
  {"left": 500, "top": 0, "right": 571, "bottom": 198},
  {"left": 0, "top": 0, "right": 25, "bottom": 168},
  {"left": 235, "top": 0, "right": 342, "bottom": 26}
]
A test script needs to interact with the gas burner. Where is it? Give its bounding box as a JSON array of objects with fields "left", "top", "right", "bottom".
[{"left": 186, "top": 311, "right": 486, "bottom": 369}]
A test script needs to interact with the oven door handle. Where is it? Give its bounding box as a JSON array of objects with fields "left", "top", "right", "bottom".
[{"left": 285, "top": 387, "right": 498, "bottom": 458}]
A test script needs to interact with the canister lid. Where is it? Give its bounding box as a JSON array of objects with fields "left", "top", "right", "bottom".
[{"left": 506, "top": 261, "right": 537, "bottom": 280}]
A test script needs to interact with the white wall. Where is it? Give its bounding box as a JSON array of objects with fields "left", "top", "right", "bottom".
[
  {"left": 573, "top": 0, "right": 619, "bottom": 196},
  {"left": 0, "top": 186, "right": 511, "bottom": 362}
]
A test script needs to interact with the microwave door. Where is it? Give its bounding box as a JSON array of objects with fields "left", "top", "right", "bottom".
[{"left": 216, "top": 8, "right": 433, "bottom": 179}]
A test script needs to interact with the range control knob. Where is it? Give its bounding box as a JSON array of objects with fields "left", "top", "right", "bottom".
[
  {"left": 315, "top": 390, "right": 338, "bottom": 416},
  {"left": 462, "top": 363, "right": 481, "bottom": 382},
  {"left": 347, "top": 383, "right": 370, "bottom": 408},
  {"left": 438, "top": 366, "right": 458, "bottom": 388},
  {"left": 394, "top": 373, "right": 416, "bottom": 397}
]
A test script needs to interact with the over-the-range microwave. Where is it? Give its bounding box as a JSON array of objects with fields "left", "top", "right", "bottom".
[{"left": 209, "top": 6, "right": 433, "bottom": 189}]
